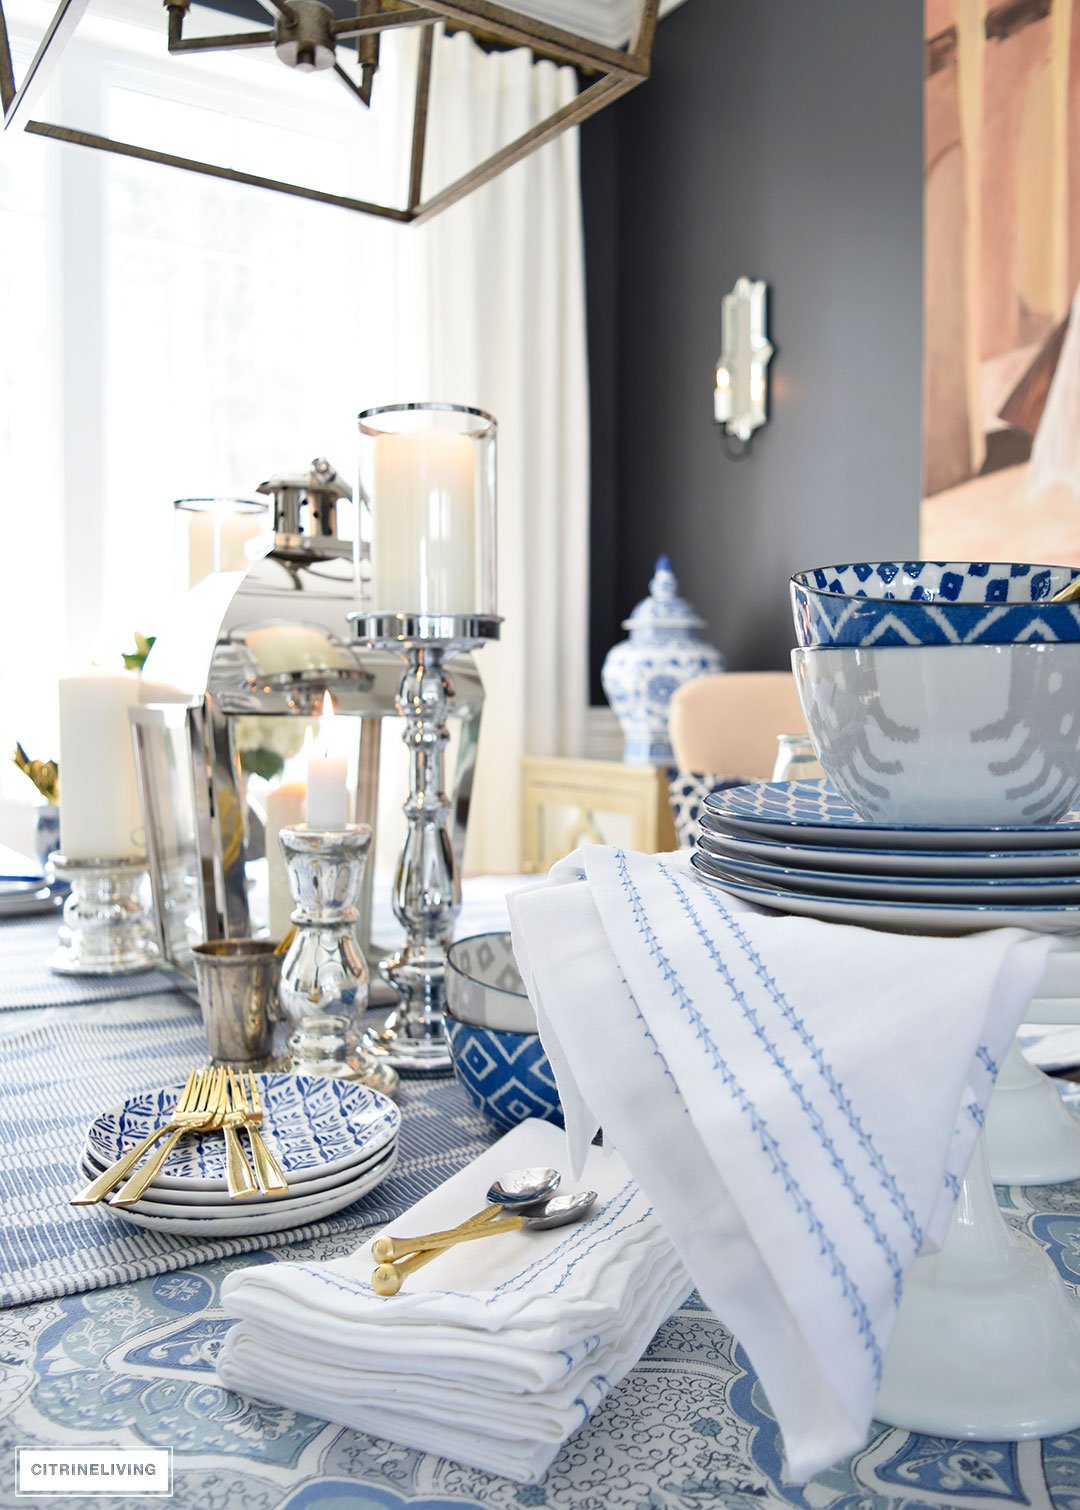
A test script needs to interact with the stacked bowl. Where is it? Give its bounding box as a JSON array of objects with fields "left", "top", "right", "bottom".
[
  {"left": 444, "top": 932, "right": 563, "bottom": 1133},
  {"left": 790, "top": 561, "right": 1080, "bottom": 829},
  {"left": 690, "top": 561, "right": 1080, "bottom": 935}
]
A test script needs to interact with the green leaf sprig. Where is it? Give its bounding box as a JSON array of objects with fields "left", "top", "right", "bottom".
[{"left": 13, "top": 743, "right": 59, "bottom": 804}]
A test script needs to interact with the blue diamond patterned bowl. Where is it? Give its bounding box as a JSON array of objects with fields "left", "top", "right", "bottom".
[
  {"left": 790, "top": 561, "right": 1080, "bottom": 648},
  {"left": 445, "top": 932, "right": 563, "bottom": 1133}
]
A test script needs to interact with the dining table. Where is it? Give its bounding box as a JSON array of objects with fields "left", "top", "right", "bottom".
[{"left": 3, "top": 881, "right": 1080, "bottom": 1510}]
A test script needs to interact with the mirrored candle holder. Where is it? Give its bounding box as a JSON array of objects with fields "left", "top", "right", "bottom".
[
  {"left": 278, "top": 823, "right": 399, "bottom": 1098},
  {"left": 352, "top": 402, "right": 500, "bottom": 1074},
  {"left": 48, "top": 854, "right": 159, "bottom": 975}
]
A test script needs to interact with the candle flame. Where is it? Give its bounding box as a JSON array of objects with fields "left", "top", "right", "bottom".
[{"left": 317, "top": 693, "right": 336, "bottom": 757}]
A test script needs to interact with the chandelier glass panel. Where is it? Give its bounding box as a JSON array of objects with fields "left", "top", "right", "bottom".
[{"left": 0, "top": 0, "right": 659, "bottom": 221}]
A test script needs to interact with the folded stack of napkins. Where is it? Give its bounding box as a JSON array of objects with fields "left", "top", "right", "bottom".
[
  {"left": 217, "top": 1118, "right": 691, "bottom": 1482},
  {"left": 508, "top": 845, "right": 1055, "bottom": 1483}
]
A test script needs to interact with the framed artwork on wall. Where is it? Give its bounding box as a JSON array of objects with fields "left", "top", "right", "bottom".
[{"left": 922, "top": 0, "right": 1080, "bottom": 564}]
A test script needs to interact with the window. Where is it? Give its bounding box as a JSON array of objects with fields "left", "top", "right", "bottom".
[{"left": 0, "top": 0, "right": 425, "bottom": 788}]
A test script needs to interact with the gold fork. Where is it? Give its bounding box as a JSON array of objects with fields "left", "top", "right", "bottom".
[
  {"left": 215, "top": 1065, "right": 258, "bottom": 1200},
  {"left": 110, "top": 1069, "right": 222, "bottom": 1207},
  {"left": 227, "top": 1067, "right": 289, "bottom": 1197},
  {"left": 72, "top": 1070, "right": 203, "bottom": 1206}
]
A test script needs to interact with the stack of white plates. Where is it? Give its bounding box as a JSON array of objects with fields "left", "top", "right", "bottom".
[
  {"left": 78, "top": 1074, "right": 400, "bottom": 1236},
  {"left": 691, "top": 779, "right": 1080, "bottom": 936}
]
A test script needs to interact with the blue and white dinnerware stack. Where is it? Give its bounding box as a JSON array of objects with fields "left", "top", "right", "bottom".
[
  {"left": 78, "top": 1075, "right": 400, "bottom": 1237},
  {"left": 217, "top": 1119, "right": 689, "bottom": 1483},
  {"left": 691, "top": 559, "right": 1080, "bottom": 935}
]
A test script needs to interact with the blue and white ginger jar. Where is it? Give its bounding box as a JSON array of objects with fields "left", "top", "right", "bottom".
[{"left": 601, "top": 556, "right": 725, "bottom": 766}]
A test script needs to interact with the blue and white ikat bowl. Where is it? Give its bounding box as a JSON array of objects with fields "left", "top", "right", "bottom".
[
  {"left": 790, "top": 561, "right": 1080, "bottom": 649},
  {"left": 445, "top": 932, "right": 563, "bottom": 1133},
  {"left": 792, "top": 642, "right": 1080, "bottom": 827}
]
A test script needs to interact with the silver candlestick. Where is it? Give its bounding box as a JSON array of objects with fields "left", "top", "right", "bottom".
[
  {"left": 349, "top": 612, "right": 501, "bottom": 1073},
  {"left": 49, "top": 855, "right": 159, "bottom": 975},
  {"left": 278, "top": 823, "right": 399, "bottom": 1098}
]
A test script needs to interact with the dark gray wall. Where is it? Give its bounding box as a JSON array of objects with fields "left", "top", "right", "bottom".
[{"left": 585, "top": 0, "right": 924, "bottom": 697}]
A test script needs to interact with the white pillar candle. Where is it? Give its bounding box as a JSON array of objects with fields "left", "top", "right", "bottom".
[
  {"left": 58, "top": 669, "right": 146, "bottom": 860},
  {"left": 266, "top": 779, "right": 306, "bottom": 939},
  {"left": 372, "top": 428, "right": 476, "bottom": 612},
  {"left": 305, "top": 696, "right": 348, "bottom": 831}
]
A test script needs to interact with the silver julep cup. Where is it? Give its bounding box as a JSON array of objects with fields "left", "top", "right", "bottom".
[{"left": 191, "top": 939, "right": 282, "bottom": 1064}]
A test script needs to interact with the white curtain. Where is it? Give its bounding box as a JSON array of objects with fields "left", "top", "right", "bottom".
[{"left": 397, "top": 34, "right": 591, "bottom": 874}]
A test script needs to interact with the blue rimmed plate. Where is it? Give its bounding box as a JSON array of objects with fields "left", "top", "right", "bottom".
[
  {"left": 693, "top": 843, "right": 1080, "bottom": 905},
  {"left": 703, "top": 780, "right": 1080, "bottom": 851},
  {"left": 85, "top": 1074, "right": 400, "bottom": 1189},
  {"left": 696, "top": 823, "right": 1080, "bottom": 878},
  {"left": 689, "top": 851, "right": 1080, "bottom": 935}
]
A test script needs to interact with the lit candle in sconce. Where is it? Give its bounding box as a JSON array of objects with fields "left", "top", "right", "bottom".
[
  {"left": 714, "top": 363, "right": 734, "bottom": 424},
  {"left": 305, "top": 694, "right": 348, "bottom": 831}
]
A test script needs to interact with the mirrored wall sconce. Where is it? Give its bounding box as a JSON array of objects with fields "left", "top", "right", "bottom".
[{"left": 714, "top": 277, "right": 773, "bottom": 450}]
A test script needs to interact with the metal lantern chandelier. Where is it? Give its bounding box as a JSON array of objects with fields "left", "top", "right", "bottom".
[{"left": 0, "top": 0, "right": 660, "bottom": 222}]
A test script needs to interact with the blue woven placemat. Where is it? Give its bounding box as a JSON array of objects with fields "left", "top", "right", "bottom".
[
  {"left": 0, "top": 915, "right": 186, "bottom": 1009},
  {"left": 1, "top": 997, "right": 494, "bottom": 1308}
]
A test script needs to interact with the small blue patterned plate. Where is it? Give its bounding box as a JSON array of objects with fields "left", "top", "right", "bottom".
[
  {"left": 85, "top": 1074, "right": 400, "bottom": 1189},
  {"left": 703, "top": 780, "right": 1080, "bottom": 850}
]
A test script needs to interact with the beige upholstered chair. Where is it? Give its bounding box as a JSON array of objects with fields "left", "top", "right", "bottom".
[{"left": 668, "top": 672, "right": 807, "bottom": 780}]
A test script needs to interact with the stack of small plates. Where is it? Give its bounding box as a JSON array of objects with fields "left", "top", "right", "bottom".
[
  {"left": 691, "top": 779, "right": 1080, "bottom": 935},
  {"left": 78, "top": 1074, "right": 400, "bottom": 1236}
]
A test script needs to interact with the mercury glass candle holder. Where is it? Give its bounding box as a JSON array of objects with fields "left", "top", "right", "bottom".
[
  {"left": 278, "top": 823, "right": 398, "bottom": 1098},
  {"left": 48, "top": 855, "right": 159, "bottom": 975}
]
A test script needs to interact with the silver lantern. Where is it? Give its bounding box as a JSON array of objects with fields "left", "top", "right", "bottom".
[{"left": 130, "top": 458, "right": 484, "bottom": 989}]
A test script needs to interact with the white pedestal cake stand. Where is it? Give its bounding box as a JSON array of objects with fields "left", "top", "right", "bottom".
[
  {"left": 985, "top": 940, "right": 1080, "bottom": 1184},
  {"left": 877, "top": 939, "right": 1080, "bottom": 1436},
  {"left": 875, "top": 1131, "right": 1080, "bottom": 1436}
]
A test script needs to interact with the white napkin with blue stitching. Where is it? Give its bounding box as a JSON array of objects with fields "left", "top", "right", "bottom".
[
  {"left": 217, "top": 1118, "right": 690, "bottom": 1482},
  {"left": 507, "top": 845, "right": 1053, "bottom": 1483}
]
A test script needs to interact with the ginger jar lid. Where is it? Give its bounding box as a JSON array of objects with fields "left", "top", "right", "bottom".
[{"left": 622, "top": 556, "right": 707, "bottom": 634}]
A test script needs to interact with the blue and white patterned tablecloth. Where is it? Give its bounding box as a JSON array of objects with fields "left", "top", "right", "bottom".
[{"left": 4, "top": 891, "right": 1080, "bottom": 1508}]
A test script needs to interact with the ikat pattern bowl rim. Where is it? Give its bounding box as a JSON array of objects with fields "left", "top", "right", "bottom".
[
  {"left": 443, "top": 1014, "right": 564, "bottom": 1133},
  {"left": 85, "top": 1073, "right": 400, "bottom": 1187},
  {"left": 791, "top": 560, "right": 1080, "bottom": 606},
  {"left": 445, "top": 931, "right": 537, "bottom": 1034},
  {"left": 790, "top": 560, "right": 1080, "bottom": 649}
]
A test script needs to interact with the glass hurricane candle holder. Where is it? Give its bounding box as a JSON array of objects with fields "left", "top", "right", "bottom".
[
  {"left": 356, "top": 403, "right": 497, "bottom": 617},
  {"left": 173, "top": 497, "right": 268, "bottom": 590}
]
